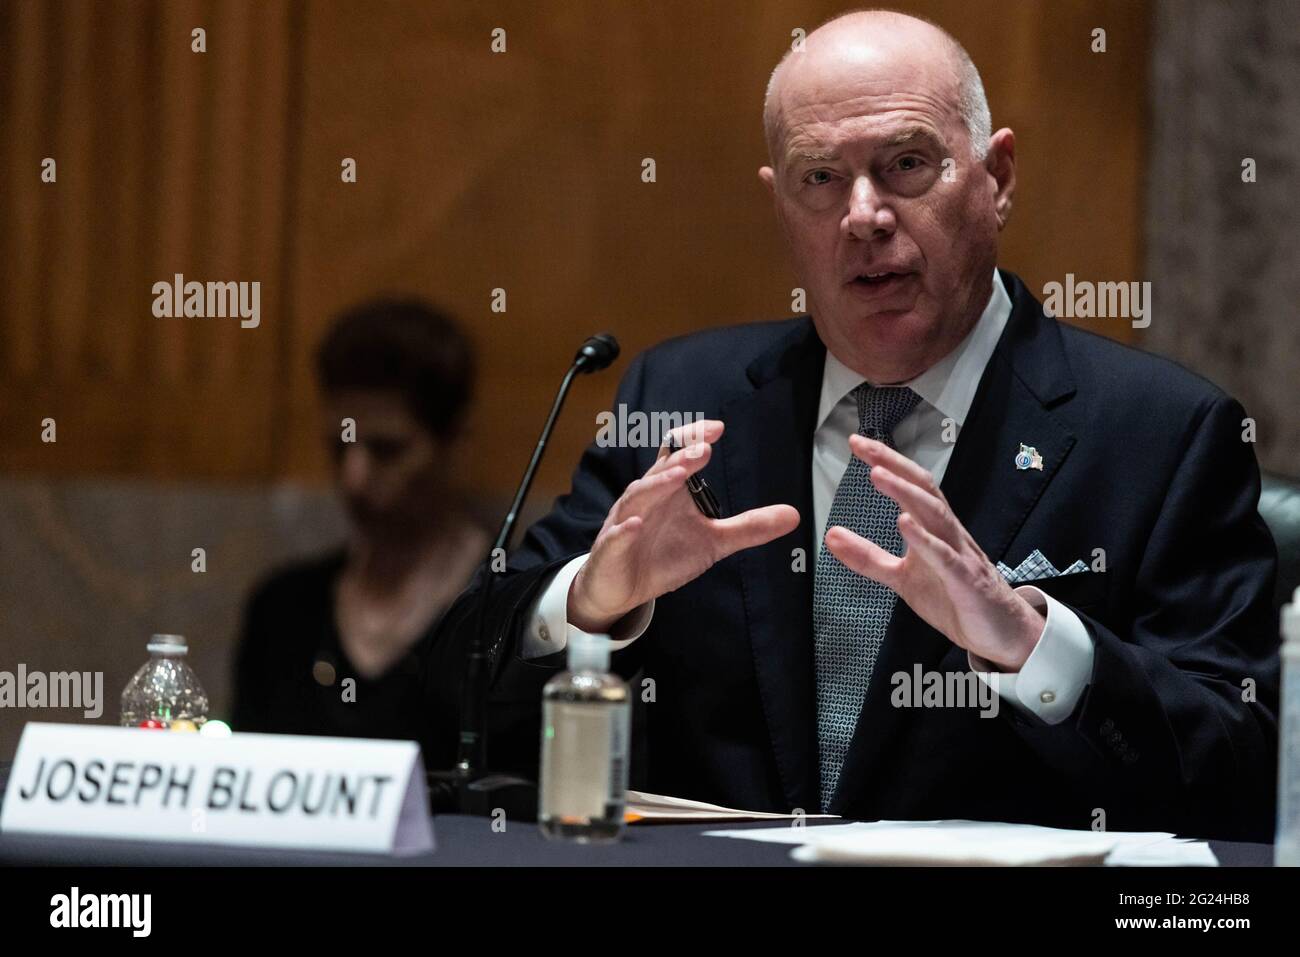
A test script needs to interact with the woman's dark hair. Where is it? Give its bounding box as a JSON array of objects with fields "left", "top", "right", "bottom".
[{"left": 315, "top": 298, "right": 474, "bottom": 442}]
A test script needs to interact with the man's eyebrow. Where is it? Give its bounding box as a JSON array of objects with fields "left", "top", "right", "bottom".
[
  {"left": 790, "top": 147, "right": 840, "bottom": 163},
  {"left": 881, "top": 127, "right": 941, "bottom": 148},
  {"left": 788, "top": 127, "right": 942, "bottom": 164}
]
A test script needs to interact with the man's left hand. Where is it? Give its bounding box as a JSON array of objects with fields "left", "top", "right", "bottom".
[{"left": 824, "top": 434, "right": 1045, "bottom": 672}]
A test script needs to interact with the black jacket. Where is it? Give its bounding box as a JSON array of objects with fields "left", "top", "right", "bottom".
[{"left": 436, "top": 270, "right": 1280, "bottom": 841}]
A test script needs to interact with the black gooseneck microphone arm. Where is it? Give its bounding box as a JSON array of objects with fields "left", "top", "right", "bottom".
[{"left": 451, "top": 333, "right": 620, "bottom": 787}]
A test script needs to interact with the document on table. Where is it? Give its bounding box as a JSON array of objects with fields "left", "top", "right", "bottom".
[
  {"left": 623, "top": 790, "right": 839, "bottom": 824},
  {"left": 704, "top": 819, "right": 1218, "bottom": 866}
]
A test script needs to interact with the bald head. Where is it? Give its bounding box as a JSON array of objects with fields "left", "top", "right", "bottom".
[
  {"left": 754, "top": 7, "right": 1016, "bottom": 385},
  {"left": 763, "top": 10, "right": 990, "bottom": 168}
]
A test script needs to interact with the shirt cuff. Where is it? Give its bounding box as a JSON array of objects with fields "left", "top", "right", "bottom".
[
  {"left": 520, "top": 553, "right": 655, "bottom": 660},
  {"left": 968, "top": 585, "right": 1095, "bottom": 725}
]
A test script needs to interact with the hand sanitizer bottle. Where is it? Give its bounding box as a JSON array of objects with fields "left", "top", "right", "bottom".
[
  {"left": 539, "top": 632, "right": 630, "bottom": 843},
  {"left": 1278, "top": 586, "right": 1300, "bottom": 866}
]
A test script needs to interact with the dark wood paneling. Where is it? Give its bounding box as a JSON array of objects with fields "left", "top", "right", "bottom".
[{"left": 0, "top": 0, "right": 1150, "bottom": 497}]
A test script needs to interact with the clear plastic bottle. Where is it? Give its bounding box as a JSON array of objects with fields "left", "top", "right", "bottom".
[
  {"left": 119, "top": 633, "right": 209, "bottom": 728},
  {"left": 1278, "top": 587, "right": 1300, "bottom": 866},
  {"left": 539, "top": 632, "right": 630, "bottom": 842}
]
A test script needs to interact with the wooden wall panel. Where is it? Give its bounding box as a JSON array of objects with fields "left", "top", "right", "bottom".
[
  {"left": 0, "top": 0, "right": 298, "bottom": 480},
  {"left": 0, "top": 0, "right": 1150, "bottom": 499}
]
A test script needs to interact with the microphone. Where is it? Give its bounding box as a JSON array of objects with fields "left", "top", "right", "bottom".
[
  {"left": 574, "top": 333, "right": 619, "bottom": 373},
  {"left": 428, "top": 333, "right": 620, "bottom": 819}
]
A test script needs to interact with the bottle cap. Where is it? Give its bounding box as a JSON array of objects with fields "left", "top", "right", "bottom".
[
  {"left": 147, "top": 633, "right": 189, "bottom": 655},
  {"left": 1283, "top": 586, "right": 1300, "bottom": 643},
  {"left": 567, "top": 631, "right": 611, "bottom": 673}
]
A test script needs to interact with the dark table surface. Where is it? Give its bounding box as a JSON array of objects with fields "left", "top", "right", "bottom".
[
  {"left": 0, "top": 817, "right": 1276, "bottom": 867},
  {"left": 0, "top": 764, "right": 1274, "bottom": 867}
]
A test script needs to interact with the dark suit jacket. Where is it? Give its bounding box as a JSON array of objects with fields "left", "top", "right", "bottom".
[{"left": 434, "top": 270, "right": 1280, "bottom": 841}]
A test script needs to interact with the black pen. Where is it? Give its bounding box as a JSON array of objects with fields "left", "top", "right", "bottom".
[{"left": 667, "top": 435, "right": 723, "bottom": 519}]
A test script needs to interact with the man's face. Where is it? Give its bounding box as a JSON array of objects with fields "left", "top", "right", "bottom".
[
  {"left": 761, "top": 37, "right": 1012, "bottom": 382},
  {"left": 322, "top": 390, "right": 447, "bottom": 538}
]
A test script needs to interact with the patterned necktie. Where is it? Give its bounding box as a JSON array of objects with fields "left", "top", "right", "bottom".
[{"left": 814, "top": 384, "right": 922, "bottom": 811}]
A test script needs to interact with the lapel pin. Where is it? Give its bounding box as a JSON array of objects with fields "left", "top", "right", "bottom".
[{"left": 1014, "top": 443, "right": 1044, "bottom": 471}]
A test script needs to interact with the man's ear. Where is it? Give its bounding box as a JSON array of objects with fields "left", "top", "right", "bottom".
[
  {"left": 985, "top": 128, "right": 1016, "bottom": 230},
  {"left": 758, "top": 165, "right": 776, "bottom": 196}
]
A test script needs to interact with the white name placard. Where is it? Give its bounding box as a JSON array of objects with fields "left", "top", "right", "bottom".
[{"left": 1, "top": 723, "right": 434, "bottom": 855}]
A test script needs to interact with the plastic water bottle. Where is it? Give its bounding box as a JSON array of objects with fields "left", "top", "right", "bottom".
[
  {"left": 119, "top": 634, "right": 209, "bottom": 729},
  {"left": 539, "top": 632, "right": 630, "bottom": 842},
  {"left": 1278, "top": 587, "right": 1300, "bottom": 866}
]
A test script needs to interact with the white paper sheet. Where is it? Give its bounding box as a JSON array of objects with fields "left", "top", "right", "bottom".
[
  {"left": 704, "top": 819, "right": 1217, "bottom": 866},
  {"left": 625, "top": 790, "right": 838, "bottom": 823}
]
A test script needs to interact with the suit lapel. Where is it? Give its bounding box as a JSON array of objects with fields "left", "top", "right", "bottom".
[
  {"left": 720, "top": 320, "right": 825, "bottom": 812},
  {"left": 830, "top": 271, "right": 1079, "bottom": 813}
]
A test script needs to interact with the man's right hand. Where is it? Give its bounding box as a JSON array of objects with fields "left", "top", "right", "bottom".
[{"left": 567, "top": 419, "right": 800, "bottom": 633}]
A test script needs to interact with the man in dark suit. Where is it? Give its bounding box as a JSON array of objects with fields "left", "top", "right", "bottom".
[{"left": 447, "top": 10, "right": 1279, "bottom": 840}]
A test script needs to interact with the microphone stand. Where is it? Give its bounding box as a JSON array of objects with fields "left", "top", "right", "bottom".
[{"left": 428, "top": 337, "right": 617, "bottom": 819}]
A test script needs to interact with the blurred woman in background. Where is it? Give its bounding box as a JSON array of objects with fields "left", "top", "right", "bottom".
[{"left": 232, "top": 299, "right": 487, "bottom": 746}]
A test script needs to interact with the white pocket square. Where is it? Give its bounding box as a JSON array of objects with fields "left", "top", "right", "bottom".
[{"left": 996, "top": 549, "right": 1090, "bottom": 584}]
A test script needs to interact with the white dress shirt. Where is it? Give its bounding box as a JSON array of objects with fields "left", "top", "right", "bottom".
[{"left": 522, "top": 270, "right": 1094, "bottom": 724}]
